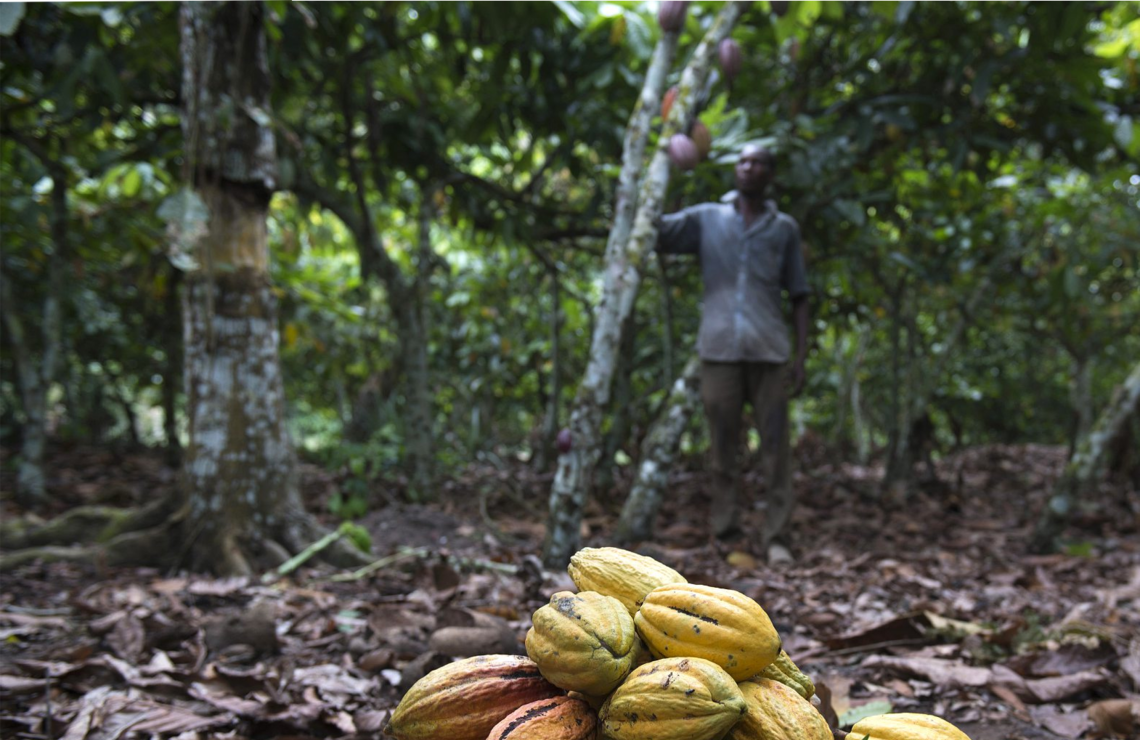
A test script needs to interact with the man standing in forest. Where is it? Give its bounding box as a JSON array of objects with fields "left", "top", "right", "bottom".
[{"left": 657, "top": 144, "right": 809, "bottom": 559}]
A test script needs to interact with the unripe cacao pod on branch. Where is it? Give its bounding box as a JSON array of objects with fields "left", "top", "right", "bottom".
[
  {"left": 657, "top": 1, "right": 689, "bottom": 33},
  {"left": 667, "top": 134, "right": 700, "bottom": 170},
  {"left": 719, "top": 38, "right": 742, "bottom": 84}
]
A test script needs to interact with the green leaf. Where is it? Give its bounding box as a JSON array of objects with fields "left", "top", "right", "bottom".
[
  {"left": 121, "top": 168, "right": 142, "bottom": 199},
  {"left": 839, "top": 700, "right": 893, "bottom": 728},
  {"left": 0, "top": 2, "right": 25, "bottom": 36},
  {"left": 552, "top": 0, "right": 584, "bottom": 28}
]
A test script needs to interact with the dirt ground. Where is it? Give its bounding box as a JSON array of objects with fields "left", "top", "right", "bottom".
[{"left": 0, "top": 442, "right": 1137, "bottom": 739}]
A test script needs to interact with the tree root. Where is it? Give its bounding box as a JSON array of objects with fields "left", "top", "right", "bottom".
[{"left": 0, "top": 499, "right": 371, "bottom": 575}]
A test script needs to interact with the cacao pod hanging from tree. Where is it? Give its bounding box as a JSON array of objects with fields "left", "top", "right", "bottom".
[
  {"left": 657, "top": 1, "right": 689, "bottom": 33},
  {"left": 661, "top": 85, "right": 679, "bottom": 120},
  {"left": 667, "top": 134, "right": 700, "bottom": 170},
  {"left": 718, "top": 38, "right": 742, "bottom": 85},
  {"left": 691, "top": 120, "right": 712, "bottom": 160},
  {"left": 770, "top": 1, "right": 790, "bottom": 17},
  {"left": 556, "top": 428, "right": 573, "bottom": 454}
]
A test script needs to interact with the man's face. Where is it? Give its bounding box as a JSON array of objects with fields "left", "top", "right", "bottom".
[{"left": 735, "top": 146, "right": 774, "bottom": 196}]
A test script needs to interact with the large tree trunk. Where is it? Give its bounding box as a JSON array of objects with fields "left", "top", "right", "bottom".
[
  {"left": 0, "top": 146, "right": 66, "bottom": 509},
  {"left": 1032, "top": 359, "right": 1140, "bottom": 551},
  {"left": 178, "top": 2, "right": 363, "bottom": 575},
  {"left": 543, "top": 3, "right": 748, "bottom": 567},
  {"left": 616, "top": 356, "right": 701, "bottom": 542}
]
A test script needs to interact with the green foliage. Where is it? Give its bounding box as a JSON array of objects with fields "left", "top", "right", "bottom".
[{"left": 2, "top": 0, "right": 1137, "bottom": 506}]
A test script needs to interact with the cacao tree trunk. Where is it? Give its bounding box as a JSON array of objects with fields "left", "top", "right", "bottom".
[
  {"left": 616, "top": 356, "right": 701, "bottom": 542},
  {"left": 400, "top": 189, "right": 437, "bottom": 500},
  {"left": 1032, "top": 359, "right": 1140, "bottom": 552},
  {"left": 0, "top": 149, "right": 66, "bottom": 509},
  {"left": 163, "top": 265, "right": 183, "bottom": 466},
  {"left": 882, "top": 246, "right": 1013, "bottom": 498},
  {"left": 1070, "top": 353, "right": 1094, "bottom": 454},
  {"left": 535, "top": 270, "right": 563, "bottom": 473},
  {"left": 178, "top": 1, "right": 364, "bottom": 575},
  {"left": 543, "top": 2, "right": 748, "bottom": 568}
]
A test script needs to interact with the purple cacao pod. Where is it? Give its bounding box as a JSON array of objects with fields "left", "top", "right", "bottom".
[
  {"left": 657, "top": 1, "right": 689, "bottom": 33},
  {"left": 667, "top": 134, "right": 700, "bottom": 171},
  {"left": 718, "top": 38, "right": 742, "bottom": 83},
  {"left": 556, "top": 429, "right": 573, "bottom": 454},
  {"left": 690, "top": 120, "right": 712, "bottom": 160},
  {"left": 770, "top": 1, "right": 790, "bottom": 17}
]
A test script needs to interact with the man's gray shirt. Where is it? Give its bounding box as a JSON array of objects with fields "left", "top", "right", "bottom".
[{"left": 658, "top": 199, "right": 809, "bottom": 364}]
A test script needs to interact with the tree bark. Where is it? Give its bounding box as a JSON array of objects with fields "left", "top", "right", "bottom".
[
  {"left": 535, "top": 270, "right": 563, "bottom": 473},
  {"left": 1032, "top": 359, "right": 1140, "bottom": 551},
  {"left": 543, "top": 2, "right": 748, "bottom": 568},
  {"left": 402, "top": 189, "right": 436, "bottom": 500},
  {"left": 616, "top": 356, "right": 701, "bottom": 542},
  {"left": 163, "top": 266, "right": 183, "bottom": 466},
  {"left": 0, "top": 143, "right": 67, "bottom": 508},
  {"left": 178, "top": 1, "right": 365, "bottom": 575}
]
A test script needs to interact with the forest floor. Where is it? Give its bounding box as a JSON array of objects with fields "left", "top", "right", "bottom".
[{"left": 1, "top": 441, "right": 1138, "bottom": 740}]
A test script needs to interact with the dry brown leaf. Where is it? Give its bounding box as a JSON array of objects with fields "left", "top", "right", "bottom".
[
  {"left": 861, "top": 655, "right": 991, "bottom": 688},
  {"left": 1087, "top": 698, "right": 1137, "bottom": 736}
]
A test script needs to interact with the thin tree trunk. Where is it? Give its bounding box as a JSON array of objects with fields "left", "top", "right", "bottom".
[
  {"left": 535, "top": 271, "right": 562, "bottom": 473},
  {"left": 179, "top": 1, "right": 364, "bottom": 575},
  {"left": 657, "top": 253, "right": 675, "bottom": 389},
  {"left": 616, "top": 356, "right": 701, "bottom": 542},
  {"left": 597, "top": 311, "right": 638, "bottom": 492},
  {"left": 402, "top": 189, "right": 436, "bottom": 500},
  {"left": 543, "top": 2, "right": 748, "bottom": 567},
  {"left": 0, "top": 148, "right": 66, "bottom": 508},
  {"left": 883, "top": 247, "right": 1012, "bottom": 497},
  {"left": 1032, "top": 359, "right": 1140, "bottom": 551},
  {"left": 163, "top": 266, "right": 182, "bottom": 466},
  {"left": 1070, "top": 353, "right": 1094, "bottom": 454}
]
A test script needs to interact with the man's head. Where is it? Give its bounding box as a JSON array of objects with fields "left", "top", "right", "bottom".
[{"left": 734, "top": 144, "right": 775, "bottom": 197}]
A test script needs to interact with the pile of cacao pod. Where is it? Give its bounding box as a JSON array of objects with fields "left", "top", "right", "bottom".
[{"left": 384, "top": 546, "right": 973, "bottom": 740}]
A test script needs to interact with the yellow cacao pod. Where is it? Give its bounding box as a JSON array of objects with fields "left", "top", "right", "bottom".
[
  {"left": 635, "top": 583, "right": 781, "bottom": 680},
  {"left": 729, "top": 678, "right": 831, "bottom": 740},
  {"left": 756, "top": 650, "right": 815, "bottom": 700},
  {"left": 568, "top": 547, "right": 686, "bottom": 616},
  {"left": 384, "top": 655, "right": 561, "bottom": 740},
  {"left": 599, "top": 657, "right": 746, "bottom": 740},
  {"left": 526, "top": 591, "right": 638, "bottom": 697},
  {"left": 486, "top": 695, "right": 598, "bottom": 740},
  {"left": 846, "top": 713, "right": 972, "bottom": 740}
]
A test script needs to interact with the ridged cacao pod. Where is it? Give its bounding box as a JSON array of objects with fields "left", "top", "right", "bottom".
[
  {"left": 756, "top": 650, "right": 815, "bottom": 700},
  {"left": 718, "top": 38, "right": 742, "bottom": 83},
  {"left": 635, "top": 583, "right": 781, "bottom": 680},
  {"left": 690, "top": 120, "right": 712, "bottom": 160},
  {"left": 661, "top": 86, "right": 678, "bottom": 121},
  {"left": 729, "top": 679, "right": 831, "bottom": 740},
  {"left": 657, "top": 1, "right": 688, "bottom": 33},
  {"left": 384, "top": 655, "right": 561, "bottom": 740},
  {"left": 846, "top": 713, "right": 973, "bottom": 740},
  {"left": 599, "top": 657, "right": 745, "bottom": 740},
  {"left": 568, "top": 547, "right": 686, "bottom": 616},
  {"left": 667, "top": 134, "right": 700, "bottom": 171},
  {"left": 770, "top": 1, "right": 790, "bottom": 17},
  {"left": 556, "top": 428, "right": 573, "bottom": 454},
  {"left": 526, "top": 591, "right": 638, "bottom": 697},
  {"left": 486, "top": 696, "right": 598, "bottom": 740}
]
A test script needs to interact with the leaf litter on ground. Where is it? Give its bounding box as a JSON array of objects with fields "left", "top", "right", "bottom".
[{"left": 0, "top": 442, "right": 1137, "bottom": 740}]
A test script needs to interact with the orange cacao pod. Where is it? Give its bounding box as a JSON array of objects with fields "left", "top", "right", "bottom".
[
  {"left": 486, "top": 695, "right": 598, "bottom": 740},
  {"left": 384, "top": 655, "right": 561, "bottom": 740},
  {"left": 691, "top": 120, "right": 712, "bottom": 160},
  {"left": 661, "top": 86, "right": 679, "bottom": 121}
]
